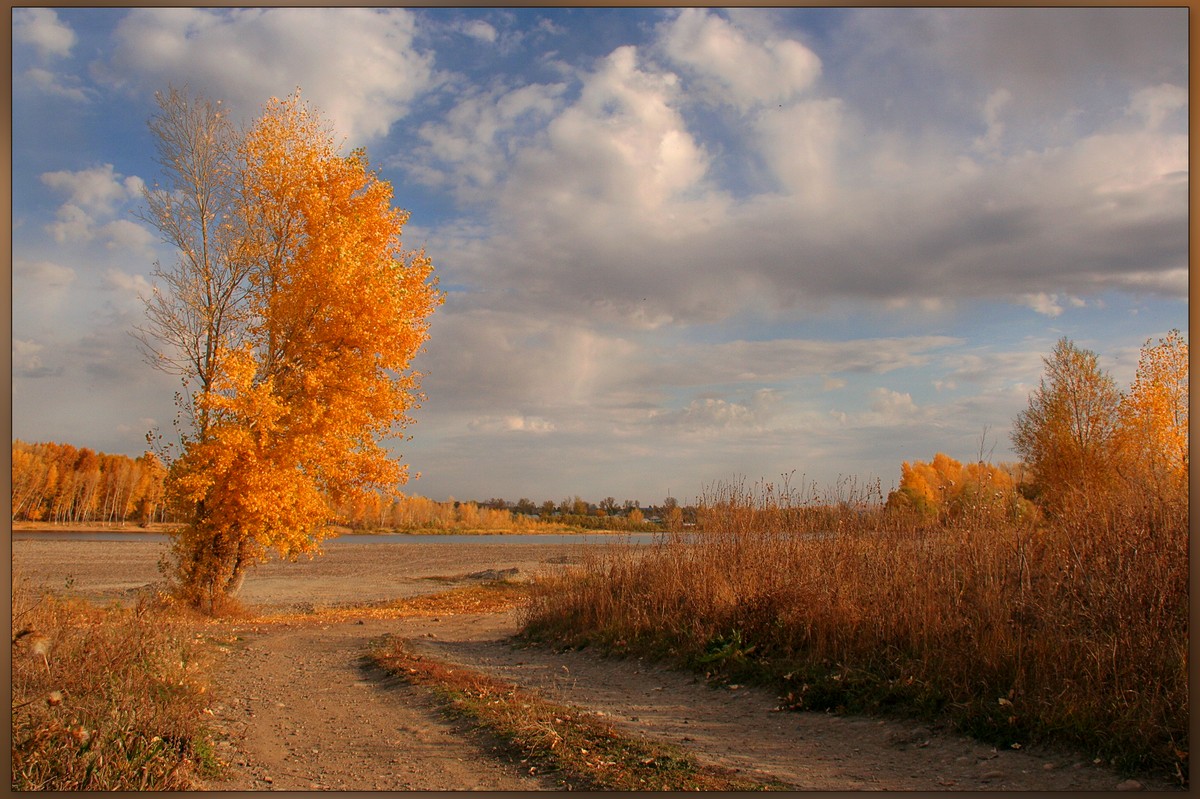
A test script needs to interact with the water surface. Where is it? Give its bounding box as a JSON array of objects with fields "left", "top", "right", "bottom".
[{"left": 11, "top": 530, "right": 664, "bottom": 546}]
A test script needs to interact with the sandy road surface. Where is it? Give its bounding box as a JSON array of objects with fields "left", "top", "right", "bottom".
[
  {"left": 11, "top": 535, "right": 1171, "bottom": 791},
  {"left": 202, "top": 614, "right": 552, "bottom": 790}
]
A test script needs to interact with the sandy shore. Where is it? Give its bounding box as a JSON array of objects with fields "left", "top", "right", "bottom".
[{"left": 10, "top": 535, "right": 604, "bottom": 611}]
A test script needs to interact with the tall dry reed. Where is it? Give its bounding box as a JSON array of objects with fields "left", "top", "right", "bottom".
[{"left": 523, "top": 476, "right": 1187, "bottom": 783}]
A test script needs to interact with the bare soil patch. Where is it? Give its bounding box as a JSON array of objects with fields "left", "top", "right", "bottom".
[{"left": 11, "top": 535, "right": 1171, "bottom": 791}]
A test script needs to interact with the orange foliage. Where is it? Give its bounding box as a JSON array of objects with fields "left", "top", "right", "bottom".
[
  {"left": 158, "top": 92, "right": 441, "bottom": 609},
  {"left": 890, "top": 452, "right": 1024, "bottom": 522},
  {"left": 1008, "top": 333, "right": 1188, "bottom": 521},
  {"left": 1010, "top": 338, "right": 1123, "bottom": 512},
  {"left": 1116, "top": 330, "right": 1188, "bottom": 512},
  {"left": 11, "top": 441, "right": 169, "bottom": 525}
]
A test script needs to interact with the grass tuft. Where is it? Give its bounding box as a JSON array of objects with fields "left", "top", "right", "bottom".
[{"left": 371, "top": 638, "right": 790, "bottom": 790}]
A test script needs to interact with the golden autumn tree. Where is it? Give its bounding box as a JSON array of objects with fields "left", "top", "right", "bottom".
[
  {"left": 1010, "top": 338, "right": 1122, "bottom": 514},
  {"left": 142, "top": 90, "right": 441, "bottom": 609},
  {"left": 1116, "top": 330, "right": 1188, "bottom": 513},
  {"left": 886, "top": 452, "right": 1025, "bottom": 522},
  {"left": 889, "top": 453, "right": 962, "bottom": 518}
]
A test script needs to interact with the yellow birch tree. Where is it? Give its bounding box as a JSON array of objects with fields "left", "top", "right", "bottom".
[
  {"left": 1010, "top": 338, "right": 1122, "bottom": 514},
  {"left": 144, "top": 90, "right": 441, "bottom": 609},
  {"left": 1116, "top": 330, "right": 1188, "bottom": 514}
]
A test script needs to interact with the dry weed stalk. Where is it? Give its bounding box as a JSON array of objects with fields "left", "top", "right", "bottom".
[{"left": 10, "top": 569, "right": 216, "bottom": 790}]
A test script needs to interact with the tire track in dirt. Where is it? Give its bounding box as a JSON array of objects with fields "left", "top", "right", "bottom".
[{"left": 203, "top": 616, "right": 551, "bottom": 791}]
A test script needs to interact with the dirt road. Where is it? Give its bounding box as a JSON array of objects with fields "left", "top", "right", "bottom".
[{"left": 12, "top": 535, "right": 1169, "bottom": 791}]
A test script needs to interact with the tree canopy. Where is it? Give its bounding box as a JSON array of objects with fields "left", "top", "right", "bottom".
[
  {"left": 1010, "top": 338, "right": 1123, "bottom": 513},
  {"left": 141, "top": 88, "right": 441, "bottom": 610}
]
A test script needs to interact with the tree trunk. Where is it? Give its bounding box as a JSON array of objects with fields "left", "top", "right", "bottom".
[{"left": 224, "top": 537, "right": 251, "bottom": 597}]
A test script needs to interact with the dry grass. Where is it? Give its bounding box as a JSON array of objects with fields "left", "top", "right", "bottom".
[
  {"left": 10, "top": 573, "right": 218, "bottom": 790},
  {"left": 372, "top": 639, "right": 789, "bottom": 790},
  {"left": 522, "top": 476, "right": 1188, "bottom": 785},
  {"left": 253, "top": 579, "right": 533, "bottom": 624}
]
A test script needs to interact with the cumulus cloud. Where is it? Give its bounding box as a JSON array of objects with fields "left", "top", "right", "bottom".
[
  {"left": 753, "top": 98, "right": 844, "bottom": 202},
  {"left": 1128, "top": 83, "right": 1187, "bottom": 130},
  {"left": 13, "top": 8, "right": 76, "bottom": 60},
  {"left": 99, "top": 220, "right": 156, "bottom": 253},
  {"left": 102, "top": 268, "right": 153, "bottom": 300},
  {"left": 467, "top": 414, "right": 555, "bottom": 434},
  {"left": 973, "top": 88, "right": 1012, "bottom": 154},
  {"left": 38, "top": 165, "right": 154, "bottom": 251},
  {"left": 418, "top": 10, "right": 1184, "bottom": 337},
  {"left": 41, "top": 165, "right": 143, "bottom": 216},
  {"left": 658, "top": 9, "right": 821, "bottom": 109},
  {"left": 1020, "top": 292, "right": 1064, "bottom": 317},
  {"left": 648, "top": 389, "right": 782, "bottom": 436},
  {"left": 404, "top": 81, "right": 566, "bottom": 199},
  {"left": 22, "top": 67, "right": 91, "bottom": 102},
  {"left": 533, "top": 46, "right": 710, "bottom": 213},
  {"left": 14, "top": 259, "right": 76, "bottom": 291},
  {"left": 462, "top": 19, "right": 497, "bottom": 43},
  {"left": 12, "top": 338, "right": 62, "bottom": 378},
  {"left": 855, "top": 388, "right": 928, "bottom": 428},
  {"left": 104, "top": 7, "right": 438, "bottom": 143}
]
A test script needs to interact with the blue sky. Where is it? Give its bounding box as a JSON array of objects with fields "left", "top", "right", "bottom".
[{"left": 11, "top": 7, "right": 1188, "bottom": 506}]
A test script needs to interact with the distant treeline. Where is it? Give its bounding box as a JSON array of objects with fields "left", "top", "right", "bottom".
[
  {"left": 11, "top": 440, "right": 173, "bottom": 525},
  {"left": 331, "top": 492, "right": 664, "bottom": 532},
  {"left": 10, "top": 440, "right": 667, "bottom": 532}
]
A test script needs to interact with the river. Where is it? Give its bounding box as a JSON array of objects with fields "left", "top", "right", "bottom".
[{"left": 10, "top": 530, "right": 666, "bottom": 546}]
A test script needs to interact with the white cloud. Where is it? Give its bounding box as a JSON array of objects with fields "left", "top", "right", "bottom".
[
  {"left": 428, "top": 22, "right": 1183, "bottom": 335},
  {"left": 39, "top": 166, "right": 151, "bottom": 249},
  {"left": 1019, "top": 292, "right": 1087, "bottom": 317},
  {"left": 99, "top": 219, "right": 156, "bottom": 253},
  {"left": 1020, "top": 292, "right": 1064, "bottom": 317},
  {"left": 860, "top": 387, "right": 924, "bottom": 427},
  {"left": 1128, "top": 83, "right": 1187, "bottom": 130},
  {"left": 659, "top": 9, "right": 821, "bottom": 110},
  {"left": 105, "top": 7, "right": 437, "bottom": 144},
  {"left": 406, "top": 81, "right": 566, "bottom": 199},
  {"left": 462, "top": 19, "right": 497, "bottom": 43},
  {"left": 12, "top": 339, "right": 61, "bottom": 379},
  {"left": 538, "top": 46, "right": 710, "bottom": 213},
  {"left": 973, "top": 88, "right": 1012, "bottom": 154},
  {"left": 467, "top": 415, "right": 555, "bottom": 434},
  {"left": 14, "top": 259, "right": 77, "bottom": 291},
  {"left": 13, "top": 8, "right": 76, "bottom": 60},
  {"left": 22, "top": 67, "right": 91, "bottom": 102},
  {"left": 102, "top": 268, "right": 153, "bottom": 299},
  {"left": 40, "top": 165, "right": 142, "bottom": 216},
  {"left": 648, "top": 389, "right": 782, "bottom": 436},
  {"left": 45, "top": 204, "right": 94, "bottom": 245},
  {"left": 754, "top": 98, "right": 844, "bottom": 202}
]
